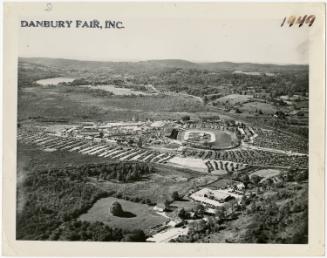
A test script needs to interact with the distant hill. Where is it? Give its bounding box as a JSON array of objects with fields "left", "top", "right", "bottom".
[
  {"left": 138, "top": 59, "right": 198, "bottom": 69},
  {"left": 19, "top": 57, "right": 308, "bottom": 74}
]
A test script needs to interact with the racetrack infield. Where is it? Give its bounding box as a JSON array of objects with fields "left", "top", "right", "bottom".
[{"left": 177, "top": 129, "right": 239, "bottom": 150}]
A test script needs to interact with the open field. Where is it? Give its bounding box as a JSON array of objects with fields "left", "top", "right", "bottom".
[
  {"left": 206, "top": 178, "right": 237, "bottom": 189},
  {"left": 36, "top": 77, "right": 75, "bottom": 85},
  {"left": 215, "top": 94, "right": 253, "bottom": 105},
  {"left": 167, "top": 156, "right": 208, "bottom": 173},
  {"left": 79, "top": 197, "right": 168, "bottom": 234},
  {"left": 18, "top": 86, "right": 209, "bottom": 122},
  {"left": 82, "top": 85, "right": 153, "bottom": 96},
  {"left": 233, "top": 71, "right": 262, "bottom": 76},
  {"left": 249, "top": 169, "right": 281, "bottom": 179},
  {"left": 239, "top": 101, "right": 277, "bottom": 115},
  {"left": 92, "top": 170, "right": 218, "bottom": 204}
]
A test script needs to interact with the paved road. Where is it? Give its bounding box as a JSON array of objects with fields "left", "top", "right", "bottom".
[{"left": 242, "top": 143, "right": 308, "bottom": 157}]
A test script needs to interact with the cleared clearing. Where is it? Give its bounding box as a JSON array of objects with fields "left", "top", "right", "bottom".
[{"left": 79, "top": 197, "right": 168, "bottom": 233}]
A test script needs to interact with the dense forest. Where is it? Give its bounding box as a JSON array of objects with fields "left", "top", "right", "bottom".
[{"left": 157, "top": 69, "right": 308, "bottom": 97}]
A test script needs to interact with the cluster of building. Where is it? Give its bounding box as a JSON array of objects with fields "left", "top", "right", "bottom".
[
  {"left": 190, "top": 186, "right": 244, "bottom": 213},
  {"left": 277, "top": 95, "right": 309, "bottom": 117},
  {"left": 61, "top": 120, "right": 176, "bottom": 147}
]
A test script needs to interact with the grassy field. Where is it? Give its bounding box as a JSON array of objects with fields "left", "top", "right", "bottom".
[
  {"left": 92, "top": 168, "right": 218, "bottom": 205},
  {"left": 82, "top": 85, "right": 154, "bottom": 96},
  {"left": 249, "top": 169, "right": 281, "bottom": 179},
  {"left": 215, "top": 94, "right": 253, "bottom": 105},
  {"left": 18, "top": 86, "right": 209, "bottom": 122},
  {"left": 36, "top": 77, "right": 75, "bottom": 85},
  {"left": 239, "top": 101, "right": 277, "bottom": 115},
  {"left": 206, "top": 178, "right": 236, "bottom": 189},
  {"left": 79, "top": 197, "right": 168, "bottom": 233}
]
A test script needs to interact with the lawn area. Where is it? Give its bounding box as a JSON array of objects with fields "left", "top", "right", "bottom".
[{"left": 79, "top": 197, "right": 168, "bottom": 234}]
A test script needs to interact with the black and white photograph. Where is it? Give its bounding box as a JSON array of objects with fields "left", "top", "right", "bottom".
[{"left": 2, "top": 2, "right": 325, "bottom": 256}]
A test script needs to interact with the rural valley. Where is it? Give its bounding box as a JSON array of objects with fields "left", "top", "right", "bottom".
[{"left": 17, "top": 57, "right": 308, "bottom": 243}]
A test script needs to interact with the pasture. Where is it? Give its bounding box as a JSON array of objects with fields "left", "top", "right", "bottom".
[{"left": 79, "top": 197, "right": 168, "bottom": 233}]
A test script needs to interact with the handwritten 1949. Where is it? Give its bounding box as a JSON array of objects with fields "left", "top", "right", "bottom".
[{"left": 281, "top": 15, "right": 315, "bottom": 27}]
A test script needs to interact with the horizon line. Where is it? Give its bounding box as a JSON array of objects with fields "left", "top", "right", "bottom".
[{"left": 18, "top": 55, "right": 309, "bottom": 66}]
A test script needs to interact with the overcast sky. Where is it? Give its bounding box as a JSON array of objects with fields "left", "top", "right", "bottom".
[{"left": 18, "top": 3, "right": 310, "bottom": 64}]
